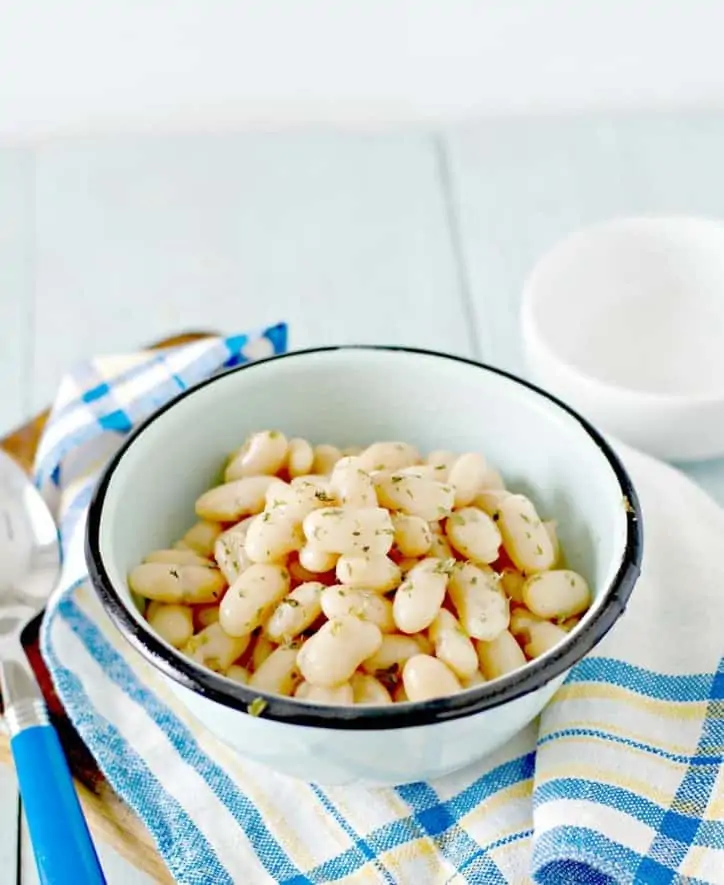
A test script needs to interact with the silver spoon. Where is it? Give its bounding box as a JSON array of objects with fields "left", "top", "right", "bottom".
[{"left": 0, "top": 448, "right": 104, "bottom": 885}]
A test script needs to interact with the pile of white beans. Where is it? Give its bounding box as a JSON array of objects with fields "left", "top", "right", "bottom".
[{"left": 129, "top": 432, "right": 592, "bottom": 708}]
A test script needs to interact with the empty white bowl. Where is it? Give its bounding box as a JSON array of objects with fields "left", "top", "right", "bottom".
[
  {"left": 86, "top": 347, "right": 641, "bottom": 786},
  {"left": 522, "top": 216, "right": 724, "bottom": 461}
]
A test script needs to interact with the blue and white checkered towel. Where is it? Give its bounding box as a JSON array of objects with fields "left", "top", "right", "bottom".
[{"left": 35, "top": 328, "right": 724, "bottom": 884}]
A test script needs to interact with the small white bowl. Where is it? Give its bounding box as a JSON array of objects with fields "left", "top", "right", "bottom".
[
  {"left": 522, "top": 216, "right": 724, "bottom": 462},
  {"left": 86, "top": 347, "right": 641, "bottom": 786}
]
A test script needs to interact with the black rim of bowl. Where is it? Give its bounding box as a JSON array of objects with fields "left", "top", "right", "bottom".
[{"left": 86, "top": 345, "right": 643, "bottom": 730}]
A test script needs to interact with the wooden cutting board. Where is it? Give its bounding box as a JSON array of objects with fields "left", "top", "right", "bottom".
[{"left": 0, "top": 331, "right": 217, "bottom": 884}]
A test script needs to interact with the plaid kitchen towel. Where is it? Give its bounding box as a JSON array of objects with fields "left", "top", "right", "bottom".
[{"left": 35, "top": 328, "right": 724, "bottom": 885}]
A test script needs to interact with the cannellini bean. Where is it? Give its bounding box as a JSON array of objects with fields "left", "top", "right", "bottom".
[
  {"left": 448, "top": 453, "right": 488, "bottom": 507},
  {"left": 298, "top": 544, "right": 338, "bottom": 573},
  {"left": 144, "top": 549, "right": 214, "bottom": 567},
  {"left": 522, "top": 570, "right": 591, "bottom": 620},
  {"left": 265, "top": 582, "right": 324, "bottom": 643},
  {"left": 297, "top": 617, "right": 382, "bottom": 687},
  {"left": 358, "top": 441, "right": 420, "bottom": 472},
  {"left": 428, "top": 533, "right": 455, "bottom": 559},
  {"left": 524, "top": 621, "right": 568, "bottom": 658},
  {"left": 396, "top": 464, "right": 440, "bottom": 480},
  {"left": 219, "top": 563, "right": 290, "bottom": 637},
  {"left": 350, "top": 673, "right": 393, "bottom": 705},
  {"left": 508, "top": 607, "right": 545, "bottom": 640},
  {"left": 426, "top": 449, "right": 456, "bottom": 481},
  {"left": 214, "top": 518, "right": 255, "bottom": 583},
  {"left": 225, "top": 664, "right": 250, "bottom": 684},
  {"left": 335, "top": 554, "right": 401, "bottom": 592},
  {"left": 244, "top": 510, "right": 304, "bottom": 564},
  {"left": 361, "top": 633, "right": 430, "bottom": 675},
  {"left": 474, "top": 489, "right": 511, "bottom": 514},
  {"left": 475, "top": 630, "right": 527, "bottom": 680},
  {"left": 402, "top": 655, "right": 461, "bottom": 702},
  {"left": 428, "top": 609, "right": 478, "bottom": 679},
  {"left": 250, "top": 634, "right": 275, "bottom": 671},
  {"left": 195, "top": 604, "right": 220, "bottom": 629},
  {"left": 264, "top": 478, "right": 292, "bottom": 508},
  {"left": 375, "top": 474, "right": 455, "bottom": 521},
  {"left": 267, "top": 478, "right": 335, "bottom": 519},
  {"left": 448, "top": 563, "right": 509, "bottom": 641},
  {"left": 499, "top": 567, "right": 526, "bottom": 604},
  {"left": 177, "top": 521, "right": 222, "bottom": 557},
  {"left": 225, "top": 430, "right": 288, "bottom": 480},
  {"left": 291, "top": 474, "right": 332, "bottom": 491},
  {"left": 479, "top": 466, "right": 506, "bottom": 491},
  {"left": 146, "top": 602, "right": 194, "bottom": 648},
  {"left": 303, "top": 507, "right": 394, "bottom": 556},
  {"left": 391, "top": 513, "right": 433, "bottom": 557},
  {"left": 195, "top": 476, "right": 276, "bottom": 522},
  {"left": 312, "top": 444, "right": 343, "bottom": 475},
  {"left": 543, "top": 520, "right": 561, "bottom": 566},
  {"left": 330, "top": 457, "right": 378, "bottom": 507},
  {"left": 445, "top": 507, "right": 501, "bottom": 564},
  {"left": 321, "top": 585, "right": 395, "bottom": 633},
  {"left": 295, "top": 681, "right": 354, "bottom": 705},
  {"left": 492, "top": 494, "right": 556, "bottom": 574},
  {"left": 287, "top": 438, "right": 315, "bottom": 478},
  {"left": 461, "top": 670, "right": 486, "bottom": 689},
  {"left": 249, "top": 646, "right": 301, "bottom": 696},
  {"left": 184, "top": 622, "right": 250, "bottom": 672},
  {"left": 392, "top": 558, "right": 449, "bottom": 634},
  {"left": 129, "top": 563, "right": 226, "bottom": 604}
]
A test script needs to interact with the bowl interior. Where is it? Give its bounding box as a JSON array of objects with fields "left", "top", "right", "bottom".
[
  {"left": 97, "top": 348, "right": 631, "bottom": 642},
  {"left": 525, "top": 217, "right": 724, "bottom": 398}
]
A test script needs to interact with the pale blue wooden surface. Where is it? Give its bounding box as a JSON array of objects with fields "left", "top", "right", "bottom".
[
  {"left": 0, "top": 150, "right": 31, "bottom": 434},
  {"left": 0, "top": 148, "right": 30, "bottom": 885},
  {"left": 0, "top": 763, "right": 18, "bottom": 885},
  {"left": 1, "top": 117, "right": 724, "bottom": 882},
  {"left": 31, "top": 133, "right": 470, "bottom": 411}
]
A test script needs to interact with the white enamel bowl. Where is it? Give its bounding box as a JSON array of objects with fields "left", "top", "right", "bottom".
[
  {"left": 86, "top": 347, "right": 642, "bottom": 786},
  {"left": 522, "top": 216, "right": 724, "bottom": 462}
]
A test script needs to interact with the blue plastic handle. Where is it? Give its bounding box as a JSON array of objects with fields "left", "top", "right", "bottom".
[{"left": 11, "top": 724, "right": 106, "bottom": 885}]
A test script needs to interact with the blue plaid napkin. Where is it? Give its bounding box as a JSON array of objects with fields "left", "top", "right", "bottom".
[{"left": 34, "top": 327, "right": 724, "bottom": 884}]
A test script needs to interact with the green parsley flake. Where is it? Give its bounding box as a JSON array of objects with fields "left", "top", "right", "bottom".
[{"left": 247, "top": 697, "right": 268, "bottom": 717}]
